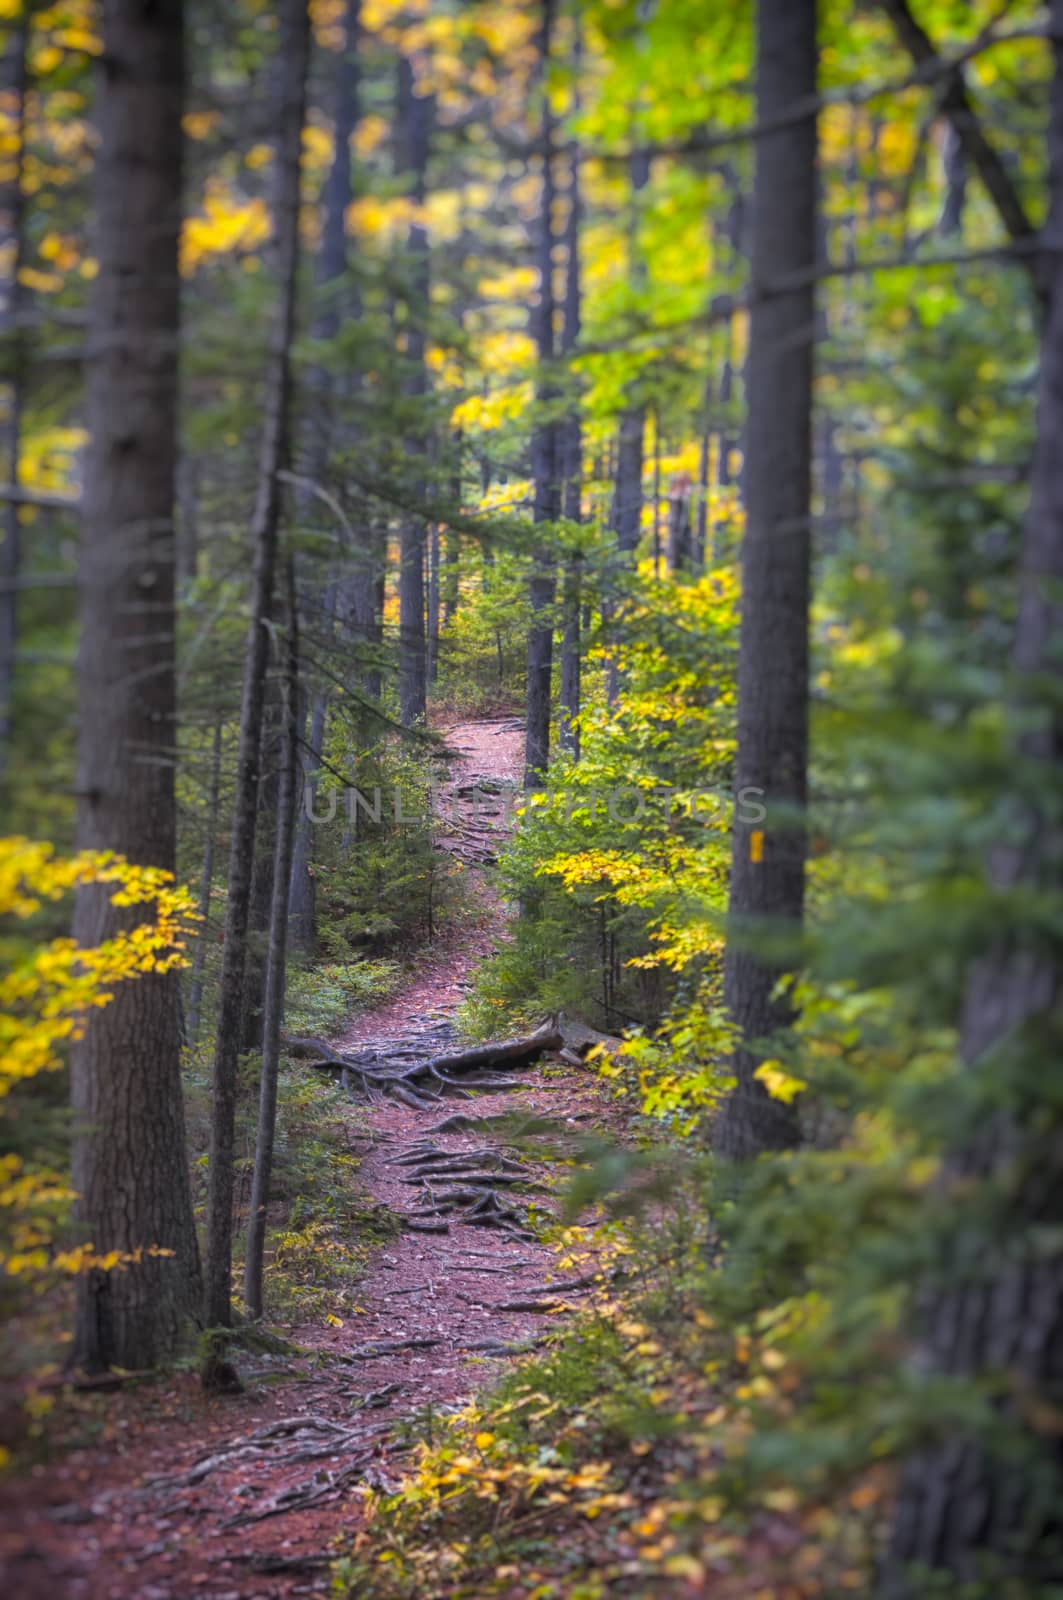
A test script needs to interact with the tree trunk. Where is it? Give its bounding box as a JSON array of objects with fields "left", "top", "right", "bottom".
[
  {"left": 937, "top": 123, "right": 967, "bottom": 238},
  {"left": 715, "top": 165, "right": 745, "bottom": 529},
  {"left": 187, "top": 715, "right": 223, "bottom": 1045},
  {"left": 70, "top": 0, "right": 201, "bottom": 1372},
  {"left": 694, "top": 394, "right": 711, "bottom": 566},
  {"left": 0, "top": 16, "right": 28, "bottom": 774},
  {"left": 242, "top": 673, "right": 280, "bottom": 1051},
  {"left": 524, "top": 0, "right": 559, "bottom": 787},
  {"left": 286, "top": 0, "right": 361, "bottom": 953},
  {"left": 427, "top": 524, "right": 440, "bottom": 685},
  {"left": 204, "top": 0, "right": 309, "bottom": 1331},
  {"left": 244, "top": 556, "right": 300, "bottom": 1321},
  {"left": 603, "top": 141, "right": 650, "bottom": 705},
  {"left": 558, "top": 124, "right": 583, "bottom": 760},
  {"left": 443, "top": 443, "right": 461, "bottom": 629},
  {"left": 288, "top": 650, "right": 331, "bottom": 960},
  {"left": 881, "top": 7, "right": 1063, "bottom": 1586},
  {"left": 397, "top": 54, "right": 433, "bottom": 729},
  {"left": 713, "top": 0, "right": 817, "bottom": 1161},
  {"left": 667, "top": 475, "right": 693, "bottom": 571}
]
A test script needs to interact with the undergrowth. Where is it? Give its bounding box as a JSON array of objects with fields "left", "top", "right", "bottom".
[
  {"left": 331, "top": 1205, "right": 887, "bottom": 1600},
  {"left": 285, "top": 957, "right": 404, "bottom": 1037},
  {"left": 185, "top": 1057, "right": 398, "bottom": 1323}
]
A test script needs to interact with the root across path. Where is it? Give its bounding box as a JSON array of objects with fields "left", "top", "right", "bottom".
[{"left": 281, "top": 1018, "right": 566, "bottom": 1108}]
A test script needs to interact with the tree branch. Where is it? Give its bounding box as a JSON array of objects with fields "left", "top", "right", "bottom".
[{"left": 879, "top": 0, "right": 1047, "bottom": 311}]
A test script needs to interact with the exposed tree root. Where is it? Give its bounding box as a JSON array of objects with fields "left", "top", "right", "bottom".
[
  {"left": 223, "top": 1453, "right": 377, "bottom": 1527},
  {"left": 345, "top": 1336, "right": 443, "bottom": 1361},
  {"left": 281, "top": 1021, "right": 564, "bottom": 1105},
  {"left": 148, "top": 1415, "right": 386, "bottom": 1491}
]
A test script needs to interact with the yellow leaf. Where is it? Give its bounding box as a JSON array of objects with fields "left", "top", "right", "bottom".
[{"left": 754, "top": 1061, "right": 808, "bottom": 1105}]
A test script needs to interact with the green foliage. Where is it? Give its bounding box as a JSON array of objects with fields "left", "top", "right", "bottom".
[
  {"left": 312, "top": 740, "right": 459, "bottom": 954},
  {"left": 285, "top": 958, "right": 403, "bottom": 1037},
  {"left": 237, "top": 1065, "right": 398, "bottom": 1322},
  {"left": 466, "top": 566, "right": 739, "bottom": 1034}
]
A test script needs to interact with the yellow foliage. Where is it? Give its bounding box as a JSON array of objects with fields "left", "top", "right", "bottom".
[
  {"left": 181, "top": 180, "right": 271, "bottom": 275},
  {"left": 0, "top": 837, "right": 199, "bottom": 1100},
  {"left": 754, "top": 1060, "right": 808, "bottom": 1105},
  {"left": 183, "top": 110, "right": 219, "bottom": 141},
  {"left": 477, "top": 266, "right": 538, "bottom": 303},
  {"left": 354, "top": 114, "right": 389, "bottom": 158},
  {"left": 0, "top": 840, "right": 198, "bottom": 1286},
  {"left": 346, "top": 194, "right": 415, "bottom": 241},
  {"left": 451, "top": 383, "right": 532, "bottom": 434}
]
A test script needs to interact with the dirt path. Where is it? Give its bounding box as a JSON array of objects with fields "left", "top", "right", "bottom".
[{"left": 0, "top": 717, "right": 611, "bottom": 1599}]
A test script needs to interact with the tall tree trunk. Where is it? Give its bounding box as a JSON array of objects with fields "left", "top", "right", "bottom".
[
  {"left": 187, "top": 715, "right": 223, "bottom": 1045},
  {"left": 667, "top": 473, "right": 693, "bottom": 571},
  {"left": 288, "top": 624, "right": 332, "bottom": 962},
  {"left": 715, "top": 166, "right": 746, "bottom": 527},
  {"left": 558, "top": 119, "right": 583, "bottom": 760},
  {"left": 243, "top": 675, "right": 280, "bottom": 1051},
  {"left": 427, "top": 524, "right": 440, "bottom": 685},
  {"left": 694, "top": 383, "right": 711, "bottom": 566},
  {"left": 0, "top": 15, "right": 28, "bottom": 775},
  {"left": 443, "top": 436, "right": 462, "bottom": 628},
  {"left": 524, "top": 0, "right": 559, "bottom": 788},
  {"left": 713, "top": 0, "right": 817, "bottom": 1161},
  {"left": 70, "top": 0, "right": 201, "bottom": 1372},
  {"left": 204, "top": 0, "right": 309, "bottom": 1331},
  {"left": 881, "top": 7, "right": 1063, "bottom": 1587},
  {"left": 397, "top": 54, "right": 432, "bottom": 729},
  {"left": 244, "top": 556, "right": 300, "bottom": 1322},
  {"left": 603, "top": 143, "right": 651, "bottom": 704},
  {"left": 937, "top": 123, "right": 967, "bottom": 238},
  {"left": 287, "top": 0, "right": 362, "bottom": 953}
]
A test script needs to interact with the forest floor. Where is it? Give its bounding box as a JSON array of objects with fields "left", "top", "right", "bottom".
[{"left": 0, "top": 717, "right": 622, "bottom": 1600}]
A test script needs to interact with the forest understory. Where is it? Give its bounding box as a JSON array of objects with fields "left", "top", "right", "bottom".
[{"left": 6, "top": 0, "right": 1063, "bottom": 1595}]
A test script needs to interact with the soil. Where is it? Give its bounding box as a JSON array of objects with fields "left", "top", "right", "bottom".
[{"left": 0, "top": 718, "right": 615, "bottom": 1600}]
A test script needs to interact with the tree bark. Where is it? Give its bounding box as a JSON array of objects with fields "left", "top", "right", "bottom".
[
  {"left": 70, "top": 0, "right": 201, "bottom": 1372},
  {"left": 558, "top": 115, "right": 583, "bottom": 761},
  {"left": 204, "top": 0, "right": 309, "bottom": 1331},
  {"left": 937, "top": 123, "right": 967, "bottom": 238},
  {"left": 443, "top": 442, "right": 461, "bottom": 630},
  {"left": 287, "top": 0, "right": 362, "bottom": 954},
  {"left": 242, "top": 672, "right": 280, "bottom": 1051},
  {"left": 244, "top": 556, "right": 300, "bottom": 1321},
  {"left": 714, "top": 0, "right": 817, "bottom": 1161},
  {"left": 0, "top": 15, "right": 28, "bottom": 774},
  {"left": 427, "top": 524, "right": 440, "bottom": 685},
  {"left": 288, "top": 649, "right": 330, "bottom": 960},
  {"left": 187, "top": 715, "right": 223, "bottom": 1045},
  {"left": 397, "top": 54, "right": 433, "bottom": 729},
  {"left": 524, "top": 0, "right": 559, "bottom": 787},
  {"left": 881, "top": 6, "right": 1063, "bottom": 1586},
  {"left": 603, "top": 141, "right": 651, "bottom": 705}
]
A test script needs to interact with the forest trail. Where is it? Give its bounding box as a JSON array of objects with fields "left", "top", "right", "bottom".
[{"left": 0, "top": 716, "right": 612, "bottom": 1600}]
